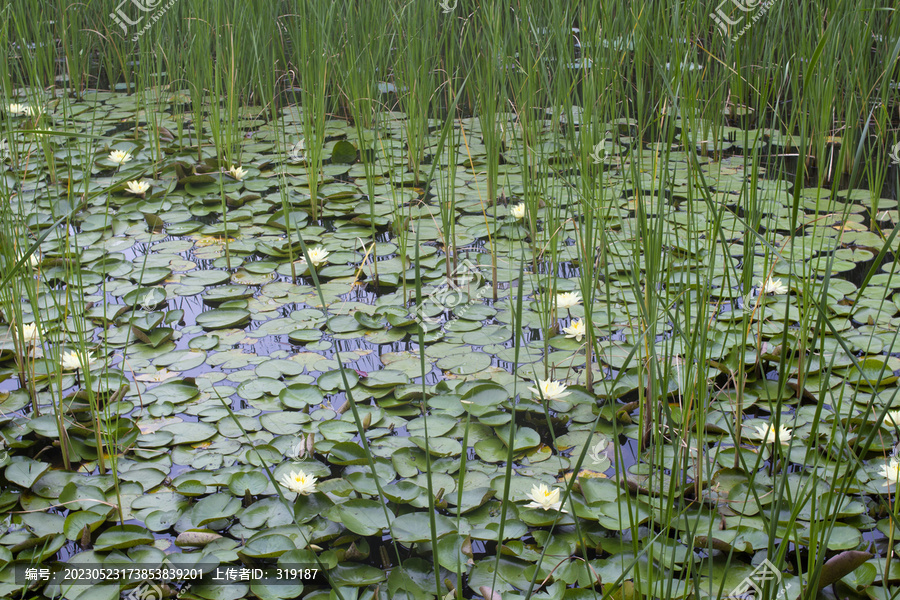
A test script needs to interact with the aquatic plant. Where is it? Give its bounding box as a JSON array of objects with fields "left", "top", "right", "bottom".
[{"left": 0, "top": 1, "right": 897, "bottom": 599}]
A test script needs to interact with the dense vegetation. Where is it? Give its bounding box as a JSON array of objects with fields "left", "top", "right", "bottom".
[{"left": 0, "top": 2, "right": 899, "bottom": 600}]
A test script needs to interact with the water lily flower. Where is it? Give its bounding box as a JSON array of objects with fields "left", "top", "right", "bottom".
[
  {"left": 525, "top": 483, "right": 567, "bottom": 512},
  {"left": 298, "top": 246, "right": 330, "bottom": 268},
  {"left": 878, "top": 456, "right": 900, "bottom": 487},
  {"left": 563, "top": 319, "right": 586, "bottom": 342},
  {"left": 20, "top": 323, "right": 38, "bottom": 344},
  {"left": 556, "top": 291, "right": 581, "bottom": 310},
  {"left": 17, "top": 251, "right": 40, "bottom": 268},
  {"left": 135, "top": 368, "right": 178, "bottom": 383},
  {"left": 228, "top": 165, "right": 248, "bottom": 180},
  {"left": 758, "top": 278, "right": 788, "bottom": 295},
  {"left": 882, "top": 411, "right": 900, "bottom": 427},
  {"left": 280, "top": 469, "right": 317, "bottom": 495},
  {"left": 7, "top": 103, "right": 34, "bottom": 116},
  {"left": 61, "top": 350, "right": 96, "bottom": 371},
  {"left": 587, "top": 439, "right": 608, "bottom": 463},
  {"left": 752, "top": 423, "right": 791, "bottom": 445},
  {"left": 125, "top": 180, "right": 150, "bottom": 195},
  {"left": 108, "top": 150, "right": 132, "bottom": 165},
  {"left": 511, "top": 203, "right": 526, "bottom": 220},
  {"left": 528, "top": 379, "right": 570, "bottom": 400}
]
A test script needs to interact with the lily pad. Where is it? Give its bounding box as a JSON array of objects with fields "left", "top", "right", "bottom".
[{"left": 196, "top": 307, "right": 252, "bottom": 330}]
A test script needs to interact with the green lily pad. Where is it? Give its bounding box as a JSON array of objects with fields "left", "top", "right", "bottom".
[
  {"left": 391, "top": 512, "right": 456, "bottom": 543},
  {"left": 193, "top": 493, "right": 241, "bottom": 526},
  {"left": 5, "top": 458, "right": 50, "bottom": 489},
  {"left": 317, "top": 369, "right": 359, "bottom": 392},
  {"left": 331, "top": 140, "right": 358, "bottom": 164},
  {"left": 160, "top": 422, "right": 218, "bottom": 445},
  {"left": 196, "top": 307, "right": 251, "bottom": 330},
  {"left": 228, "top": 471, "right": 270, "bottom": 496},
  {"left": 93, "top": 525, "right": 154, "bottom": 550},
  {"left": 280, "top": 384, "right": 325, "bottom": 409},
  {"left": 324, "top": 499, "right": 393, "bottom": 536}
]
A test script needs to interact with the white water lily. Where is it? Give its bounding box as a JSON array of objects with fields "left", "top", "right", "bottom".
[
  {"left": 528, "top": 379, "right": 570, "bottom": 401},
  {"left": 587, "top": 439, "right": 608, "bottom": 463},
  {"left": 298, "top": 246, "right": 330, "bottom": 268},
  {"left": 563, "top": 318, "right": 586, "bottom": 342},
  {"left": 24, "top": 252, "right": 40, "bottom": 267},
  {"left": 125, "top": 180, "right": 150, "bottom": 195},
  {"left": 878, "top": 456, "right": 900, "bottom": 487},
  {"left": 7, "top": 103, "right": 35, "bottom": 116},
  {"left": 228, "top": 165, "right": 248, "bottom": 180},
  {"left": 758, "top": 278, "right": 788, "bottom": 295},
  {"left": 135, "top": 368, "right": 178, "bottom": 383},
  {"left": 61, "top": 350, "right": 96, "bottom": 371},
  {"left": 308, "top": 246, "right": 330, "bottom": 266},
  {"left": 280, "top": 469, "right": 317, "bottom": 495},
  {"left": 882, "top": 411, "right": 900, "bottom": 427},
  {"left": 511, "top": 203, "right": 526, "bottom": 220},
  {"left": 20, "top": 323, "right": 38, "bottom": 344},
  {"left": 525, "top": 483, "right": 567, "bottom": 512},
  {"left": 556, "top": 291, "right": 581, "bottom": 309},
  {"left": 108, "top": 150, "right": 132, "bottom": 165},
  {"left": 752, "top": 423, "right": 791, "bottom": 445}
]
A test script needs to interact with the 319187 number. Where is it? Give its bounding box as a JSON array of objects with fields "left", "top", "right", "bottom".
[{"left": 275, "top": 568, "right": 319, "bottom": 580}]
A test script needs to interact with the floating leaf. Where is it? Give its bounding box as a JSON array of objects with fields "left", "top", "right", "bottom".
[
  {"left": 196, "top": 307, "right": 251, "bottom": 330},
  {"left": 5, "top": 458, "right": 50, "bottom": 489},
  {"left": 392, "top": 512, "right": 456, "bottom": 543},
  {"left": 175, "top": 530, "right": 223, "bottom": 547},
  {"left": 93, "top": 525, "right": 154, "bottom": 550},
  {"left": 325, "top": 499, "right": 393, "bottom": 536}
]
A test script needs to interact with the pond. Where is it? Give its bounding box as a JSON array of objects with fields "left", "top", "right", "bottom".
[{"left": 1, "top": 3, "right": 900, "bottom": 600}]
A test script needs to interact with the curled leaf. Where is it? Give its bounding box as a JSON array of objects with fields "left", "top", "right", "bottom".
[
  {"left": 479, "top": 586, "right": 502, "bottom": 600},
  {"left": 175, "top": 530, "right": 223, "bottom": 547},
  {"left": 816, "top": 550, "right": 873, "bottom": 590}
]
